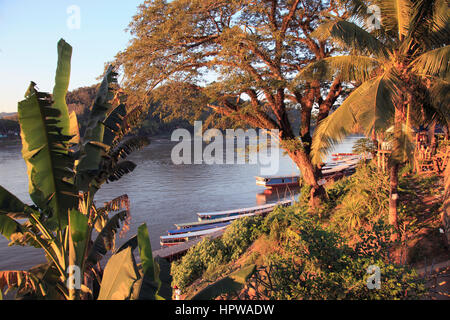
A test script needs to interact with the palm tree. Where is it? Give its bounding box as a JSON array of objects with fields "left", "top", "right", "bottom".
[{"left": 304, "top": 0, "right": 449, "bottom": 232}]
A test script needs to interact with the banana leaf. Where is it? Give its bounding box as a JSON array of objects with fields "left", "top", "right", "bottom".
[
  {"left": 76, "top": 66, "right": 117, "bottom": 191},
  {"left": 52, "top": 39, "right": 72, "bottom": 138},
  {"left": 191, "top": 264, "right": 256, "bottom": 300},
  {"left": 18, "top": 81, "right": 77, "bottom": 230},
  {"left": 132, "top": 223, "right": 163, "bottom": 300},
  {"left": 68, "top": 209, "right": 89, "bottom": 271},
  {"left": 0, "top": 185, "right": 31, "bottom": 219},
  {"left": 87, "top": 211, "right": 129, "bottom": 266},
  {"left": 97, "top": 247, "right": 140, "bottom": 300}
]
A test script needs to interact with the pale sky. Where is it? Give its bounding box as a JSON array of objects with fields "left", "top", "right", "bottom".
[{"left": 0, "top": 0, "right": 143, "bottom": 112}]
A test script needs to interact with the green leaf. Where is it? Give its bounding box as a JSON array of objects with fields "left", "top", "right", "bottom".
[
  {"left": 52, "top": 39, "right": 72, "bottom": 138},
  {"left": 0, "top": 215, "right": 22, "bottom": 240},
  {"left": 97, "top": 247, "right": 140, "bottom": 300},
  {"left": 297, "top": 55, "right": 381, "bottom": 83},
  {"left": 68, "top": 210, "right": 89, "bottom": 267},
  {"left": 76, "top": 66, "right": 118, "bottom": 191},
  {"left": 87, "top": 210, "right": 129, "bottom": 266},
  {"left": 0, "top": 185, "right": 31, "bottom": 219},
  {"left": 312, "top": 20, "right": 387, "bottom": 58},
  {"left": 18, "top": 77, "right": 76, "bottom": 230},
  {"left": 68, "top": 111, "right": 80, "bottom": 145},
  {"left": 137, "top": 224, "right": 155, "bottom": 277},
  {"left": 191, "top": 264, "right": 256, "bottom": 300}
]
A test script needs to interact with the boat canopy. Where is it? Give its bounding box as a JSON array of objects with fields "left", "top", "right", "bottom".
[
  {"left": 167, "top": 222, "right": 230, "bottom": 235},
  {"left": 160, "top": 226, "right": 228, "bottom": 241},
  {"left": 197, "top": 200, "right": 293, "bottom": 218},
  {"left": 175, "top": 213, "right": 256, "bottom": 229}
]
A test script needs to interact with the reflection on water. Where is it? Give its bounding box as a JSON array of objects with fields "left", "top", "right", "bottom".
[{"left": 0, "top": 135, "right": 362, "bottom": 270}]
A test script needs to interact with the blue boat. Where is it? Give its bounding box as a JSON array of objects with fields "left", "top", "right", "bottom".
[{"left": 167, "top": 222, "right": 230, "bottom": 235}]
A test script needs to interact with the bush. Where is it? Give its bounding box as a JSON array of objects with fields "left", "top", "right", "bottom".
[
  {"left": 329, "top": 164, "right": 390, "bottom": 235},
  {"left": 171, "top": 216, "right": 264, "bottom": 291},
  {"left": 255, "top": 209, "right": 425, "bottom": 300}
]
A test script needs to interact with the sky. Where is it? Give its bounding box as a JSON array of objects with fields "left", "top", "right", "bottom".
[{"left": 0, "top": 0, "right": 143, "bottom": 113}]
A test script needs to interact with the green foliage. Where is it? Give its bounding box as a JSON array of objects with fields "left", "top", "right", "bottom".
[
  {"left": 0, "top": 40, "right": 148, "bottom": 300},
  {"left": 178, "top": 203, "right": 425, "bottom": 300},
  {"left": 171, "top": 216, "right": 264, "bottom": 292},
  {"left": 329, "top": 164, "right": 390, "bottom": 235},
  {"left": 310, "top": 0, "right": 449, "bottom": 165},
  {"left": 98, "top": 223, "right": 169, "bottom": 300},
  {"left": 191, "top": 264, "right": 256, "bottom": 300},
  {"left": 257, "top": 207, "right": 425, "bottom": 300},
  {"left": 352, "top": 138, "right": 377, "bottom": 156}
]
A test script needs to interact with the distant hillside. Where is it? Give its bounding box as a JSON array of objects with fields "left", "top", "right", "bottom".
[{"left": 0, "top": 112, "right": 18, "bottom": 120}]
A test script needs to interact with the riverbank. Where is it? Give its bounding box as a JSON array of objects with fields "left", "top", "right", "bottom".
[{"left": 170, "top": 163, "right": 448, "bottom": 300}]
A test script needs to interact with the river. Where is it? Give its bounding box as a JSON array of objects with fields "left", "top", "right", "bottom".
[{"left": 0, "top": 135, "right": 361, "bottom": 271}]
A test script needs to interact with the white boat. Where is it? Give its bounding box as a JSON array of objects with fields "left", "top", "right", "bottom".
[
  {"left": 196, "top": 199, "right": 293, "bottom": 221},
  {"left": 174, "top": 213, "right": 257, "bottom": 229},
  {"left": 160, "top": 225, "right": 228, "bottom": 247}
]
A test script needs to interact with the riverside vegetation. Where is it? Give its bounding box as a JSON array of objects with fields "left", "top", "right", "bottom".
[{"left": 171, "top": 162, "right": 447, "bottom": 299}]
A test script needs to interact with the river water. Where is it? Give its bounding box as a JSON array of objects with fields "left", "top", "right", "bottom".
[{"left": 0, "top": 135, "right": 361, "bottom": 271}]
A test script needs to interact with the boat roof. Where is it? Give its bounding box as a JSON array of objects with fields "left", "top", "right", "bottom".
[
  {"left": 168, "top": 222, "right": 230, "bottom": 235},
  {"left": 197, "top": 199, "right": 293, "bottom": 217},
  {"left": 161, "top": 226, "right": 228, "bottom": 241},
  {"left": 255, "top": 174, "right": 299, "bottom": 179},
  {"left": 175, "top": 213, "right": 256, "bottom": 228}
]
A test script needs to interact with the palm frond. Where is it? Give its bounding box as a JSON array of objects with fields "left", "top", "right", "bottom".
[
  {"left": 375, "top": 0, "right": 413, "bottom": 39},
  {"left": 411, "top": 45, "right": 450, "bottom": 80},
  {"left": 311, "top": 73, "right": 398, "bottom": 165},
  {"left": 297, "top": 55, "right": 381, "bottom": 82},
  {"left": 311, "top": 20, "right": 387, "bottom": 57},
  {"left": 428, "top": 78, "right": 450, "bottom": 125}
]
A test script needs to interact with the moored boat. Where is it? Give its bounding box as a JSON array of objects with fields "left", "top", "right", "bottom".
[
  {"left": 196, "top": 199, "right": 293, "bottom": 221},
  {"left": 167, "top": 222, "right": 230, "bottom": 235},
  {"left": 255, "top": 175, "right": 300, "bottom": 189},
  {"left": 160, "top": 200, "right": 294, "bottom": 247},
  {"left": 160, "top": 225, "right": 228, "bottom": 247},
  {"left": 174, "top": 213, "right": 257, "bottom": 229}
]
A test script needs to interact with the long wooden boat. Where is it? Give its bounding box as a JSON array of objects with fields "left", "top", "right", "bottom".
[
  {"left": 160, "top": 225, "right": 228, "bottom": 247},
  {"left": 255, "top": 175, "right": 300, "bottom": 188},
  {"left": 196, "top": 199, "right": 293, "bottom": 221},
  {"left": 174, "top": 213, "right": 257, "bottom": 229},
  {"left": 161, "top": 200, "right": 294, "bottom": 247},
  {"left": 167, "top": 222, "right": 230, "bottom": 235}
]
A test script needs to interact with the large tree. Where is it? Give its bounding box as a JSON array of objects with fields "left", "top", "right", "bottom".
[{"left": 117, "top": 0, "right": 353, "bottom": 207}]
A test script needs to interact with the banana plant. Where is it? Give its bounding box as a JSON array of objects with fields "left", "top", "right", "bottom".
[{"left": 0, "top": 39, "right": 149, "bottom": 300}]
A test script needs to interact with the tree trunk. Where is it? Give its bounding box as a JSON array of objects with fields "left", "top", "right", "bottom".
[
  {"left": 388, "top": 162, "right": 400, "bottom": 231},
  {"left": 388, "top": 106, "right": 404, "bottom": 235},
  {"left": 287, "top": 148, "right": 326, "bottom": 208}
]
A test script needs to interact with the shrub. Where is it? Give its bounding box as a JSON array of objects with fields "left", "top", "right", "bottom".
[
  {"left": 171, "top": 215, "right": 264, "bottom": 291},
  {"left": 255, "top": 209, "right": 425, "bottom": 300}
]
